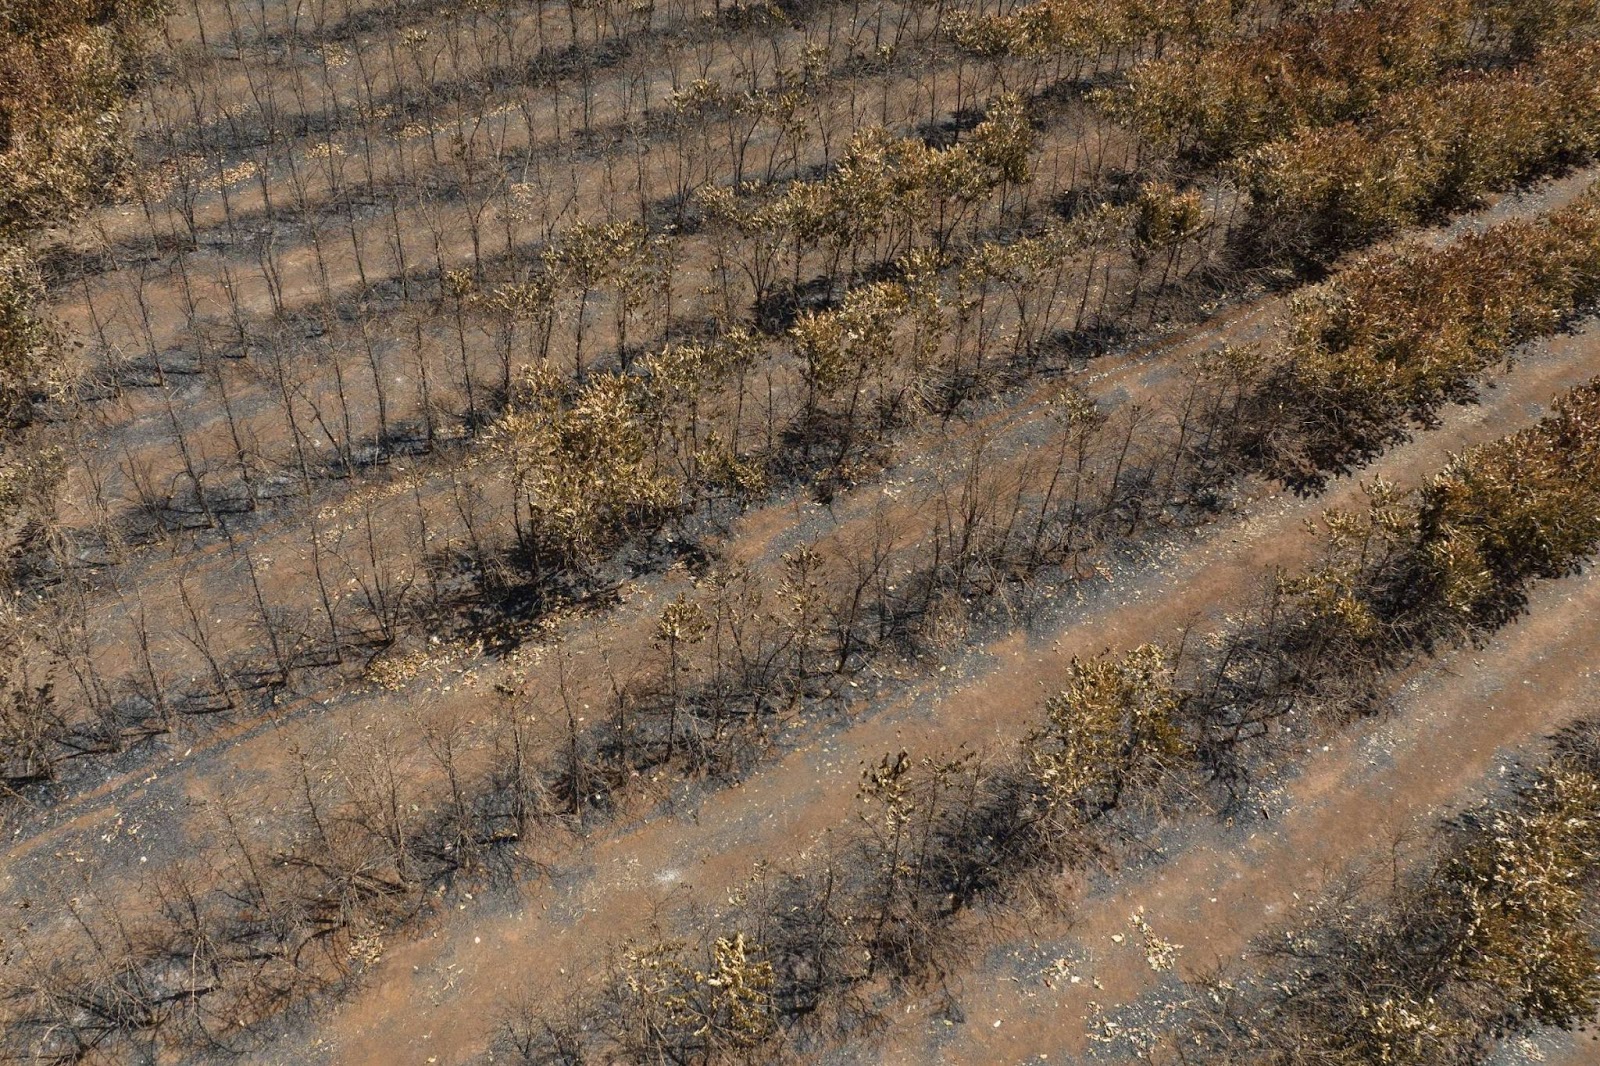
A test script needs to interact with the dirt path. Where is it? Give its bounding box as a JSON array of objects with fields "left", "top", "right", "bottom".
[
  {"left": 17, "top": 0, "right": 1600, "bottom": 1060},
  {"left": 243, "top": 299, "right": 1600, "bottom": 1065},
  {"left": 885, "top": 551, "right": 1600, "bottom": 1065},
  {"left": 9, "top": 164, "right": 1596, "bottom": 1065},
  {"left": 0, "top": 149, "right": 1308, "bottom": 860}
]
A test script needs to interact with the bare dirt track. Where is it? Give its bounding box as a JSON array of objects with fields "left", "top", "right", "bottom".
[
  {"left": 18, "top": 170, "right": 1600, "bottom": 1063},
  {"left": 238, "top": 234, "right": 1600, "bottom": 1066},
  {"left": 887, "top": 544, "right": 1600, "bottom": 1065},
  {"left": 8, "top": 0, "right": 1600, "bottom": 1062}
]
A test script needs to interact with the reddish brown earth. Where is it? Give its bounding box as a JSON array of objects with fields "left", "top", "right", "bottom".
[
  {"left": 240, "top": 260, "right": 1600, "bottom": 1066},
  {"left": 9, "top": 0, "right": 1600, "bottom": 1061},
  {"left": 888, "top": 552, "right": 1600, "bottom": 1064}
]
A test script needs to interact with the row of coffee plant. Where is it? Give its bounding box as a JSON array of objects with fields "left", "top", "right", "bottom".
[
  {"left": 1168, "top": 716, "right": 1600, "bottom": 1065},
  {"left": 1242, "top": 39, "right": 1600, "bottom": 263},
  {"left": 1238, "top": 183, "right": 1600, "bottom": 482},
  {"left": 494, "top": 374, "right": 1600, "bottom": 1063},
  {"left": 1105, "top": 0, "right": 1590, "bottom": 169},
  {"left": 9, "top": 166, "right": 1598, "bottom": 1059}
]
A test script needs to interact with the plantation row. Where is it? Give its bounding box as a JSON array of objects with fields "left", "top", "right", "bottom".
[
  {"left": 2, "top": 0, "right": 163, "bottom": 438},
  {"left": 3, "top": 0, "right": 1584, "bottom": 611},
  {"left": 1244, "top": 180, "right": 1600, "bottom": 482},
  {"left": 1107, "top": 0, "right": 1594, "bottom": 168},
  {"left": 31, "top": 0, "right": 1593, "bottom": 583},
  {"left": 1171, "top": 717, "right": 1600, "bottom": 1065},
  {"left": 47, "top": 0, "right": 1600, "bottom": 548},
  {"left": 13, "top": 0, "right": 1587, "bottom": 408},
  {"left": 5, "top": 1, "right": 1600, "bottom": 1059},
  {"left": 45, "top": 82, "right": 1086, "bottom": 561},
  {"left": 3, "top": 12, "right": 1595, "bottom": 818},
  {"left": 7, "top": 169, "right": 1600, "bottom": 1059},
  {"left": 9, "top": 0, "right": 1007, "bottom": 474},
  {"left": 0, "top": 71, "right": 1160, "bottom": 798},
  {"left": 15, "top": 53, "right": 1600, "bottom": 811},
  {"left": 1241, "top": 39, "right": 1600, "bottom": 263},
  {"left": 0, "top": 93, "right": 1065, "bottom": 800},
  {"left": 146, "top": 0, "right": 992, "bottom": 169},
  {"left": 128, "top": 0, "right": 1004, "bottom": 259},
  {"left": 493, "top": 372, "right": 1600, "bottom": 1064}
]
